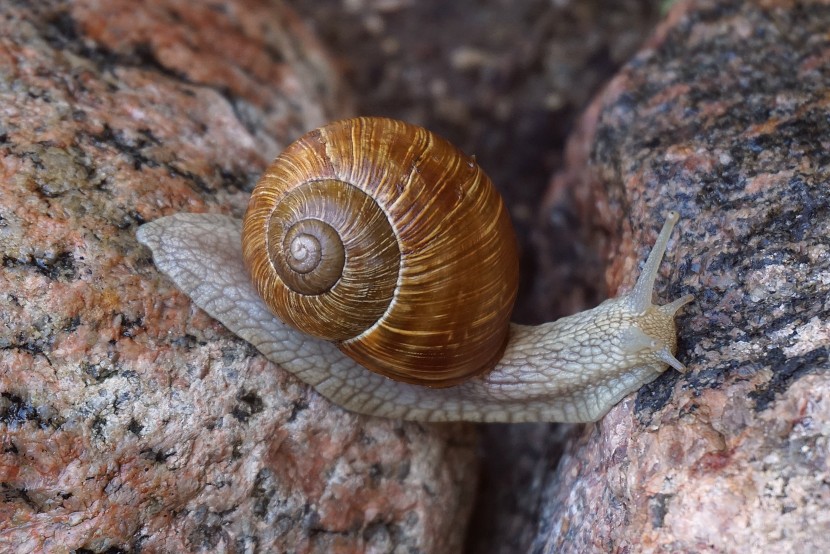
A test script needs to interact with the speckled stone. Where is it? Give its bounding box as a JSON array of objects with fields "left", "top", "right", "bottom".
[
  {"left": 0, "top": 1, "right": 475, "bottom": 552},
  {"left": 535, "top": 0, "right": 830, "bottom": 551}
]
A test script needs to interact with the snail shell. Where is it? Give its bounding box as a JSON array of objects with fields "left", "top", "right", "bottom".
[{"left": 242, "top": 117, "right": 519, "bottom": 387}]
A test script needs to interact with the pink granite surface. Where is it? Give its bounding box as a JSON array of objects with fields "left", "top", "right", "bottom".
[
  {"left": 533, "top": 0, "right": 830, "bottom": 551},
  {"left": 0, "top": 1, "right": 475, "bottom": 552}
]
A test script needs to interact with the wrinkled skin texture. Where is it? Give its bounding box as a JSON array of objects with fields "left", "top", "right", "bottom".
[{"left": 137, "top": 211, "right": 692, "bottom": 423}]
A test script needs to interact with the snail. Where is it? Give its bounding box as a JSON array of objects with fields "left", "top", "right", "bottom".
[{"left": 137, "top": 117, "right": 693, "bottom": 423}]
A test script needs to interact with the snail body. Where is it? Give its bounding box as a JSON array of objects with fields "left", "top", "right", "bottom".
[{"left": 137, "top": 117, "right": 692, "bottom": 423}]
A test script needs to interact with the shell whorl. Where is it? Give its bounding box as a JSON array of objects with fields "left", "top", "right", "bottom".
[{"left": 242, "top": 117, "right": 519, "bottom": 387}]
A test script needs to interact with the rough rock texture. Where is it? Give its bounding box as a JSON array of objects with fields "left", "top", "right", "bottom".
[
  {"left": 534, "top": 0, "right": 830, "bottom": 551},
  {"left": 0, "top": 1, "right": 475, "bottom": 552}
]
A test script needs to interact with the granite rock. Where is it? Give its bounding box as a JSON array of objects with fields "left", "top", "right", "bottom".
[
  {"left": 0, "top": 1, "right": 475, "bottom": 552},
  {"left": 535, "top": 0, "right": 830, "bottom": 551}
]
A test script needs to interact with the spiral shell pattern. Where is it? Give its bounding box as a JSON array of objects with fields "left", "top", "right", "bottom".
[{"left": 242, "top": 117, "right": 519, "bottom": 387}]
